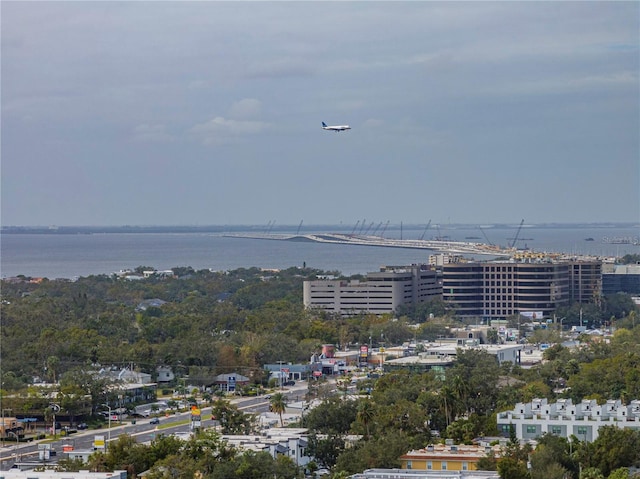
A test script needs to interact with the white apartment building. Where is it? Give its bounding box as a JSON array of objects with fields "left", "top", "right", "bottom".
[
  {"left": 221, "top": 428, "right": 311, "bottom": 468},
  {"left": 303, "top": 264, "right": 441, "bottom": 316},
  {"left": 496, "top": 398, "right": 640, "bottom": 442}
]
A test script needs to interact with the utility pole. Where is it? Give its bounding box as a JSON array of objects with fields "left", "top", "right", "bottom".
[
  {"left": 49, "top": 403, "right": 60, "bottom": 438},
  {"left": 277, "top": 361, "right": 285, "bottom": 390},
  {"left": 102, "top": 404, "right": 112, "bottom": 446}
]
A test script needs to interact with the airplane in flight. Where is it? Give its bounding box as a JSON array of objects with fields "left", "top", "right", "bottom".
[{"left": 322, "top": 121, "right": 351, "bottom": 132}]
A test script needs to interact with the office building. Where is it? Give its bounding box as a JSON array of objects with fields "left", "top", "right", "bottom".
[
  {"left": 304, "top": 259, "right": 601, "bottom": 319},
  {"left": 442, "top": 260, "right": 601, "bottom": 320},
  {"left": 602, "top": 264, "right": 640, "bottom": 295},
  {"left": 303, "top": 264, "right": 441, "bottom": 316}
]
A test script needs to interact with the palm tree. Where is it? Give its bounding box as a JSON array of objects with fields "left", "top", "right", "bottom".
[
  {"left": 357, "top": 399, "right": 375, "bottom": 438},
  {"left": 439, "top": 384, "right": 457, "bottom": 426},
  {"left": 450, "top": 373, "right": 470, "bottom": 415},
  {"left": 269, "top": 393, "right": 287, "bottom": 427}
]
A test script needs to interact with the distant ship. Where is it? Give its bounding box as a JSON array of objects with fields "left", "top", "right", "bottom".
[
  {"left": 585, "top": 237, "right": 595, "bottom": 241},
  {"left": 465, "top": 236, "right": 481, "bottom": 240},
  {"left": 602, "top": 236, "right": 639, "bottom": 245}
]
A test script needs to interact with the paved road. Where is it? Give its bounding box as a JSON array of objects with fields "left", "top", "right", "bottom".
[
  {"left": 0, "top": 414, "right": 182, "bottom": 470},
  {"left": 0, "top": 385, "right": 310, "bottom": 471}
]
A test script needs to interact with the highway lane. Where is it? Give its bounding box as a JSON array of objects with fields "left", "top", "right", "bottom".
[{"left": 0, "top": 389, "right": 309, "bottom": 471}]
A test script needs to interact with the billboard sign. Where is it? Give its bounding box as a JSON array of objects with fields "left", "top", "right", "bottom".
[
  {"left": 93, "top": 435, "right": 105, "bottom": 450},
  {"left": 520, "top": 311, "right": 544, "bottom": 320}
]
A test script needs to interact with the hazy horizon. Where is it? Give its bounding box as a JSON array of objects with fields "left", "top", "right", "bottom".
[{"left": 2, "top": 221, "right": 639, "bottom": 230}]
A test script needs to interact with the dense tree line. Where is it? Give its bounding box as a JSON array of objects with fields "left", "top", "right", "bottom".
[
  {"left": 1, "top": 266, "right": 473, "bottom": 391},
  {"left": 2, "top": 266, "right": 640, "bottom": 478}
]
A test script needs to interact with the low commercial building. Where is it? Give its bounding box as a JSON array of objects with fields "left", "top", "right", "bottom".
[
  {"left": 383, "top": 354, "right": 455, "bottom": 376},
  {"left": 400, "top": 443, "right": 502, "bottom": 472},
  {"left": 496, "top": 398, "right": 640, "bottom": 441},
  {"left": 383, "top": 342, "right": 523, "bottom": 378},
  {"left": 303, "top": 264, "right": 441, "bottom": 316},
  {"left": 420, "top": 342, "right": 523, "bottom": 366},
  {"left": 211, "top": 372, "right": 250, "bottom": 393},
  {"left": 351, "top": 469, "right": 500, "bottom": 479}
]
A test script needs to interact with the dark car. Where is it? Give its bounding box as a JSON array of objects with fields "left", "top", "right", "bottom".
[
  {"left": 284, "top": 380, "right": 296, "bottom": 386},
  {"left": 150, "top": 417, "right": 160, "bottom": 425},
  {"left": 77, "top": 423, "right": 88, "bottom": 430}
]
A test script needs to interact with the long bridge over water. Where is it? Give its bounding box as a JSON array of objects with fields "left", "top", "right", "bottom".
[{"left": 223, "top": 232, "right": 515, "bottom": 256}]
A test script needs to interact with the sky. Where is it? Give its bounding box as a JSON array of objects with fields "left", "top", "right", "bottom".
[{"left": 1, "top": 1, "right": 638, "bottom": 227}]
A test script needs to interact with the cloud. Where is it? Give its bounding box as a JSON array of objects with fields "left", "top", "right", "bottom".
[
  {"left": 189, "top": 116, "right": 270, "bottom": 145},
  {"left": 229, "top": 98, "right": 262, "bottom": 120}
]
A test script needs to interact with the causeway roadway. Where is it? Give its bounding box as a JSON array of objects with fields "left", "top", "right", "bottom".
[{"left": 223, "top": 232, "right": 514, "bottom": 257}]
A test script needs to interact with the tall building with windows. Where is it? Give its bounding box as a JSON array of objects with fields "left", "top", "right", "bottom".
[
  {"left": 304, "top": 259, "right": 601, "bottom": 319},
  {"left": 570, "top": 261, "right": 602, "bottom": 302},
  {"left": 442, "top": 260, "right": 601, "bottom": 320},
  {"left": 303, "top": 264, "right": 441, "bottom": 316},
  {"left": 602, "top": 263, "right": 640, "bottom": 295}
]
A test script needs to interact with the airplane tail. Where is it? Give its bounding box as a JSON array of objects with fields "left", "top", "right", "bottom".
[{"left": 322, "top": 122, "right": 327, "bottom": 127}]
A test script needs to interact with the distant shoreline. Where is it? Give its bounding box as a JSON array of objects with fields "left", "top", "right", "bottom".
[{"left": 2, "top": 223, "right": 638, "bottom": 235}]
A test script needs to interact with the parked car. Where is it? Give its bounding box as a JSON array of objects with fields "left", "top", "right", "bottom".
[
  {"left": 150, "top": 417, "right": 160, "bottom": 425},
  {"left": 284, "top": 380, "right": 296, "bottom": 386},
  {"left": 77, "top": 423, "right": 88, "bottom": 430}
]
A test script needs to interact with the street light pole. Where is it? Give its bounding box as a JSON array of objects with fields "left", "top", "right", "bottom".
[
  {"left": 278, "top": 361, "right": 284, "bottom": 390},
  {"left": 49, "top": 403, "right": 60, "bottom": 439},
  {"left": 102, "top": 404, "right": 111, "bottom": 446}
]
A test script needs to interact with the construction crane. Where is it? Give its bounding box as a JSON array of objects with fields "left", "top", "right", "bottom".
[
  {"left": 264, "top": 220, "right": 275, "bottom": 234},
  {"left": 358, "top": 218, "right": 367, "bottom": 235},
  {"left": 380, "top": 220, "right": 390, "bottom": 238},
  {"left": 363, "top": 222, "right": 375, "bottom": 235},
  {"left": 509, "top": 219, "right": 525, "bottom": 249},
  {"left": 479, "top": 225, "right": 493, "bottom": 246},
  {"left": 419, "top": 220, "right": 432, "bottom": 241}
]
